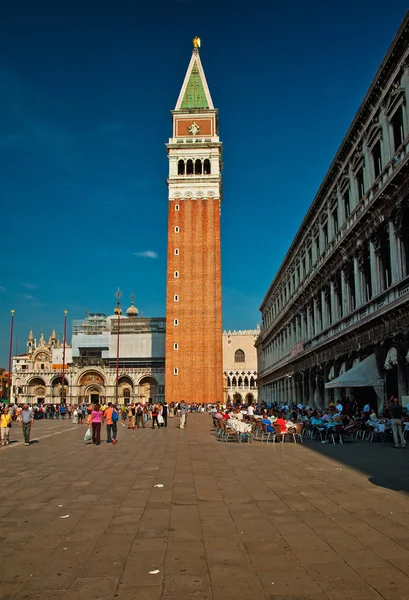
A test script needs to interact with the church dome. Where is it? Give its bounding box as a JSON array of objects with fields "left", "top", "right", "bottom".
[{"left": 126, "top": 301, "right": 139, "bottom": 318}]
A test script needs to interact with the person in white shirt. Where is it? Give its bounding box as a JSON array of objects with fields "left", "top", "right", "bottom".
[
  {"left": 247, "top": 405, "right": 254, "bottom": 416},
  {"left": 336, "top": 402, "right": 343, "bottom": 413}
]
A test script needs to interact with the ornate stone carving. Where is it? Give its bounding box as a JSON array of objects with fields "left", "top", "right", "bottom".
[
  {"left": 371, "top": 230, "right": 382, "bottom": 255},
  {"left": 392, "top": 205, "right": 404, "bottom": 239},
  {"left": 342, "top": 261, "right": 354, "bottom": 286},
  {"left": 356, "top": 247, "right": 365, "bottom": 271}
]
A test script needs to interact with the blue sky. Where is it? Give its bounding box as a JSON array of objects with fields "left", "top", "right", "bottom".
[{"left": 0, "top": 0, "right": 408, "bottom": 365}]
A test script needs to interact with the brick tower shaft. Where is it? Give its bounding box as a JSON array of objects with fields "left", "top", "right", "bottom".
[{"left": 165, "top": 40, "right": 223, "bottom": 405}]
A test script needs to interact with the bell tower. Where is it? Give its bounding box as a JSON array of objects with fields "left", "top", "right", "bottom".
[{"left": 165, "top": 37, "right": 223, "bottom": 405}]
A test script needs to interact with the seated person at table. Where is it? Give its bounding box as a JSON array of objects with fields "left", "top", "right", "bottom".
[
  {"left": 322, "top": 410, "right": 332, "bottom": 423},
  {"left": 222, "top": 411, "right": 229, "bottom": 420},
  {"left": 214, "top": 411, "right": 223, "bottom": 420},
  {"left": 310, "top": 412, "right": 323, "bottom": 426},
  {"left": 275, "top": 414, "right": 287, "bottom": 429},
  {"left": 327, "top": 414, "right": 342, "bottom": 429},
  {"left": 261, "top": 418, "right": 275, "bottom": 433}
]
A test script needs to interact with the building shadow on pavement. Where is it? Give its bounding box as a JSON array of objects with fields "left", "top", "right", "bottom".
[{"left": 304, "top": 439, "right": 409, "bottom": 495}]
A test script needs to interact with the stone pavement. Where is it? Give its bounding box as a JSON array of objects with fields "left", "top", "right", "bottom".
[{"left": 1, "top": 415, "right": 409, "bottom": 600}]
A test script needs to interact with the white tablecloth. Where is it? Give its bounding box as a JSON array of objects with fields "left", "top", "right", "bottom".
[{"left": 227, "top": 420, "right": 252, "bottom": 433}]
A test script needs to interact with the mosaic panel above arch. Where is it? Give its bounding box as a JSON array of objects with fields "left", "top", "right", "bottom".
[{"left": 79, "top": 372, "right": 105, "bottom": 386}]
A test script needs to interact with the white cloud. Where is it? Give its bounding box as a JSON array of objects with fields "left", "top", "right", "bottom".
[
  {"left": 22, "top": 294, "right": 36, "bottom": 300},
  {"left": 22, "top": 282, "right": 37, "bottom": 289},
  {"left": 0, "top": 286, "right": 5, "bottom": 292},
  {"left": 134, "top": 250, "right": 158, "bottom": 259}
]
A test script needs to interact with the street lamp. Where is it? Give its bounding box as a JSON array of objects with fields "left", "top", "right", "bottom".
[
  {"left": 114, "top": 288, "right": 122, "bottom": 406},
  {"left": 61, "top": 310, "right": 67, "bottom": 404},
  {"left": 7, "top": 310, "right": 15, "bottom": 402}
]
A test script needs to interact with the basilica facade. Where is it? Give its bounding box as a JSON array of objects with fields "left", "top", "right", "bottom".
[
  {"left": 256, "top": 16, "right": 409, "bottom": 411},
  {"left": 11, "top": 298, "right": 165, "bottom": 406}
]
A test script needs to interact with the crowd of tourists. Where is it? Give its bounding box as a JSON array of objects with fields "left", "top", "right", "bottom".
[
  {"left": 0, "top": 400, "right": 208, "bottom": 447},
  {"left": 211, "top": 396, "right": 408, "bottom": 448}
]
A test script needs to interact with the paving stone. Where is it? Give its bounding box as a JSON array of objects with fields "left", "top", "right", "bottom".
[{"left": 3, "top": 416, "right": 409, "bottom": 600}]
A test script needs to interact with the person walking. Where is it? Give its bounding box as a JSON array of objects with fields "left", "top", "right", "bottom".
[
  {"left": 135, "top": 403, "right": 144, "bottom": 428},
  {"left": 151, "top": 404, "right": 159, "bottom": 429},
  {"left": 389, "top": 397, "right": 406, "bottom": 448},
  {"left": 104, "top": 402, "right": 118, "bottom": 445},
  {"left": 179, "top": 402, "right": 187, "bottom": 429},
  {"left": 89, "top": 403, "right": 103, "bottom": 445},
  {"left": 19, "top": 404, "right": 34, "bottom": 446},
  {"left": 1, "top": 406, "right": 12, "bottom": 446},
  {"left": 162, "top": 401, "right": 168, "bottom": 427}
]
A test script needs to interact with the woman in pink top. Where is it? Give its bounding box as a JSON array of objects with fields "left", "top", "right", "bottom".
[{"left": 90, "top": 403, "right": 103, "bottom": 445}]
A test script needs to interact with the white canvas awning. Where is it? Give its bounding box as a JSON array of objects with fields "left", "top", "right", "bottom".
[
  {"left": 328, "top": 365, "right": 335, "bottom": 381},
  {"left": 325, "top": 353, "right": 384, "bottom": 411},
  {"left": 325, "top": 354, "right": 383, "bottom": 389}
]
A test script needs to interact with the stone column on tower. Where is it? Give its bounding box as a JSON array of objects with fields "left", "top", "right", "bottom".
[{"left": 165, "top": 39, "right": 223, "bottom": 405}]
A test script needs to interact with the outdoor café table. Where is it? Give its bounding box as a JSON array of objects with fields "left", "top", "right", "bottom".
[
  {"left": 367, "top": 420, "right": 389, "bottom": 433},
  {"left": 227, "top": 419, "right": 252, "bottom": 434}
]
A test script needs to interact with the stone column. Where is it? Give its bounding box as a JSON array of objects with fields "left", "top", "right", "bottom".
[
  {"left": 313, "top": 296, "right": 319, "bottom": 334},
  {"left": 369, "top": 238, "right": 380, "bottom": 296},
  {"left": 379, "top": 108, "right": 392, "bottom": 165},
  {"left": 308, "top": 370, "right": 315, "bottom": 408},
  {"left": 389, "top": 218, "right": 401, "bottom": 284},
  {"left": 341, "top": 270, "right": 349, "bottom": 316},
  {"left": 323, "top": 364, "right": 329, "bottom": 407},
  {"left": 321, "top": 290, "right": 328, "bottom": 330},
  {"left": 306, "top": 305, "right": 311, "bottom": 339},
  {"left": 330, "top": 280, "right": 338, "bottom": 322},
  {"left": 353, "top": 256, "right": 362, "bottom": 308}
]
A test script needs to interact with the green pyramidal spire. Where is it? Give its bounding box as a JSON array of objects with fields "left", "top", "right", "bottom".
[{"left": 180, "top": 60, "right": 209, "bottom": 109}]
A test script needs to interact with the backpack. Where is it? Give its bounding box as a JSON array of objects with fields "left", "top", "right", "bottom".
[
  {"left": 137, "top": 406, "right": 143, "bottom": 416},
  {"left": 112, "top": 409, "right": 119, "bottom": 423}
]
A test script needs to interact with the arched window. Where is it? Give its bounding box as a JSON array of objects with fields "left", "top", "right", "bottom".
[
  {"left": 234, "top": 349, "right": 245, "bottom": 363},
  {"left": 250, "top": 376, "right": 255, "bottom": 388},
  {"left": 174, "top": 294, "right": 179, "bottom": 302},
  {"left": 174, "top": 226, "right": 179, "bottom": 233},
  {"left": 186, "top": 160, "right": 193, "bottom": 175},
  {"left": 227, "top": 377, "right": 231, "bottom": 387},
  {"left": 174, "top": 319, "right": 178, "bottom": 326},
  {"left": 174, "top": 271, "right": 179, "bottom": 278},
  {"left": 238, "top": 376, "right": 243, "bottom": 387},
  {"left": 204, "top": 159, "right": 211, "bottom": 174},
  {"left": 175, "top": 204, "right": 179, "bottom": 211},
  {"left": 174, "top": 248, "right": 179, "bottom": 255},
  {"left": 178, "top": 159, "right": 185, "bottom": 175},
  {"left": 195, "top": 159, "right": 202, "bottom": 175},
  {"left": 244, "top": 376, "right": 249, "bottom": 387},
  {"left": 40, "top": 363, "right": 44, "bottom": 370},
  {"left": 232, "top": 376, "right": 237, "bottom": 387},
  {"left": 123, "top": 388, "right": 131, "bottom": 399}
]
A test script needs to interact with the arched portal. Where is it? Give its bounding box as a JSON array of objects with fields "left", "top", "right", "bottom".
[
  {"left": 51, "top": 376, "right": 69, "bottom": 403},
  {"left": 233, "top": 393, "right": 242, "bottom": 404},
  {"left": 78, "top": 371, "right": 105, "bottom": 406},
  {"left": 246, "top": 393, "right": 254, "bottom": 405},
  {"left": 27, "top": 377, "right": 47, "bottom": 404},
  {"left": 138, "top": 376, "right": 158, "bottom": 404},
  {"left": 117, "top": 375, "right": 134, "bottom": 404}
]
